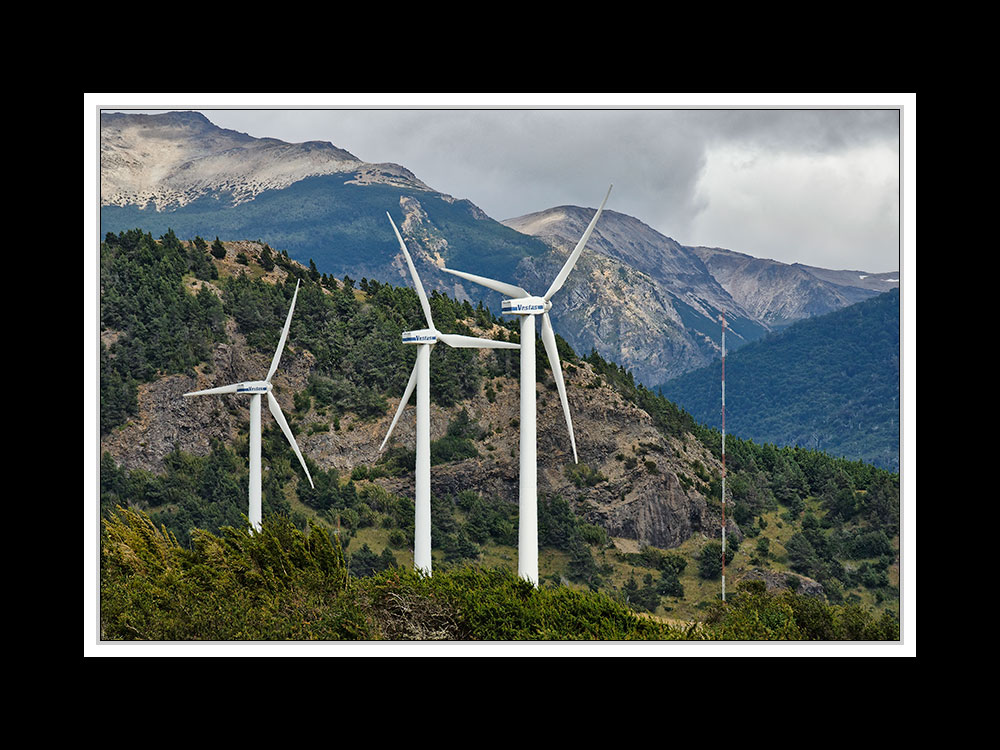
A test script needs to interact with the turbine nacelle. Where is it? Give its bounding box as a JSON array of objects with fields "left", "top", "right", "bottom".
[
  {"left": 235, "top": 380, "right": 273, "bottom": 394},
  {"left": 502, "top": 296, "right": 551, "bottom": 316},
  {"left": 402, "top": 328, "right": 439, "bottom": 345}
]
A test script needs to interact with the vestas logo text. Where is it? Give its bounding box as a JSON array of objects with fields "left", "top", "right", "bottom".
[
  {"left": 403, "top": 335, "right": 437, "bottom": 343},
  {"left": 237, "top": 386, "right": 268, "bottom": 392},
  {"left": 503, "top": 303, "right": 544, "bottom": 312}
]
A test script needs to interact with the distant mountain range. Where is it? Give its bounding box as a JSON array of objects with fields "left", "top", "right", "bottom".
[
  {"left": 99, "top": 110, "right": 899, "bottom": 386},
  {"left": 657, "top": 288, "right": 901, "bottom": 471}
]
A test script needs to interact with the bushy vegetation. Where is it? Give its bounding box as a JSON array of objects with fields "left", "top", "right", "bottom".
[
  {"left": 431, "top": 409, "right": 485, "bottom": 465},
  {"left": 702, "top": 579, "right": 899, "bottom": 641},
  {"left": 619, "top": 546, "right": 687, "bottom": 609},
  {"left": 101, "top": 507, "right": 896, "bottom": 641},
  {"left": 99, "top": 505, "right": 675, "bottom": 640},
  {"left": 100, "top": 440, "right": 292, "bottom": 548},
  {"left": 699, "top": 433, "right": 900, "bottom": 604}
]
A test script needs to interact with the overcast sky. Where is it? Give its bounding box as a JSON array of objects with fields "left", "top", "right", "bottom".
[{"left": 99, "top": 95, "right": 906, "bottom": 273}]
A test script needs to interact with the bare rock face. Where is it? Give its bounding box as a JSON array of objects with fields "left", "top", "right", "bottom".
[
  {"left": 506, "top": 207, "right": 764, "bottom": 386},
  {"left": 598, "top": 472, "right": 707, "bottom": 549}
]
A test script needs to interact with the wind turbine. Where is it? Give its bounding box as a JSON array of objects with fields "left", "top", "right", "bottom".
[
  {"left": 184, "top": 278, "right": 314, "bottom": 532},
  {"left": 380, "top": 212, "right": 520, "bottom": 576},
  {"left": 441, "top": 185, "right": 612, "bottom": 586}
]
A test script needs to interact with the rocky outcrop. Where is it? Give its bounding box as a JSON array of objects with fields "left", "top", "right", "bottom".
[
  {"left": 99, "top": 312, "right": 317, "bottom": 474},
  {"left": 735, "top": 567, "right": 825, "bottom": 598}
]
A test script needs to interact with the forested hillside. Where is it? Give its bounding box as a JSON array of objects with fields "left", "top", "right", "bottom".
[
  {"left": 658, "top": 289, "right": 900, "bottom": 471},
  {"left": 98, "top": 229, "right": 901, "bottom": 636}
]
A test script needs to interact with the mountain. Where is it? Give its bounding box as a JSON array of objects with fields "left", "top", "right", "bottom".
[
  {"left": 99, "top": 111, "right": 898, "bottom": 386},
  {"left": 100, "top": 110, "right": 427, "bottom": 207},
  {"left": 657, "top": 288, "right": 901, "bottom": 471},
  {"left": 689, "top": 245, "right": 900, "bottom": 329}
]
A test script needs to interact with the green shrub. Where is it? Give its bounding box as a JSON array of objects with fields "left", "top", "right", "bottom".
[{"left": 565, "top": 462, "right": 607, "bottom": 488}]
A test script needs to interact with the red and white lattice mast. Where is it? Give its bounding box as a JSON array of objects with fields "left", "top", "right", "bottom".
[{"left": 721, "top": 312, "right": 727, "bottom": 602}]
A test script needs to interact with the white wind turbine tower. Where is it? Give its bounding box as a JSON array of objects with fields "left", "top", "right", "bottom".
[
  {"left": 184, "top": 278, "right": 314, "bottom": 533},
  {"left": 380, "top": 212, "right": 520, "bottom": 576},
  {"left": 441, "top": 185, "right": 612, "bottom": 586}
]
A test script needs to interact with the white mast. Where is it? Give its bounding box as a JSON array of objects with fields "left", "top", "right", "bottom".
[
  {"left": 442, "top": 185, "right": 612, "bottom": 586},
  {"left": 721, "top": 312, "right": 727, "bottom": 602},
  {"left": 184, "top": 278, "right": 314, "bottom": 532},
  {"left": 380, "top": 213, "right": 520, "bottom": 576},
  {"left": 519, "top": 312, "right": 539, "bottom": 583}
]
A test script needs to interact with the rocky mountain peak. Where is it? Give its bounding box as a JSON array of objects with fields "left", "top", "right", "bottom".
[{"left": 100, "top": 110, "right": 428, "bottom": 210}]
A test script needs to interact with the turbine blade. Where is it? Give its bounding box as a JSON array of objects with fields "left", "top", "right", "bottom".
[
  {"left": 184, "top": 383, "right": 239, "bottom": 397},
  {"left": 379, "top": 361, "right": 419, "bottom": 452},
  {"left": 540, "top": 312, "right": 578, "bottom": 463},
  {"left": 267, "top": 391, "right": 314, "bottom": 489},
  {"left": 440, "top": 267, "right": 529, "bottom": 299},
  {"left": 266, "top": 278, "right": 301, "bottom": 383},
  {"left": 387, "top": 212, "right": 435, "bottom": 330},
  {"left": 544, "top": 184, "right": 612, "bottom": 301},
  {"left": 437, "top": 332, "right": 520, "bottom": 349}
]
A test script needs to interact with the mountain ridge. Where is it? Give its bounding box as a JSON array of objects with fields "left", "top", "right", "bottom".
[{"left": 689, "top": 244, "right": 899, "bottom": 328}]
